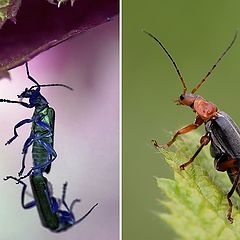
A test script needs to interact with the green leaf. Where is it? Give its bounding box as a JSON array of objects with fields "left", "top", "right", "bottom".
[{"left": 156, "top": 132, "right": 240, "bottom": 240}]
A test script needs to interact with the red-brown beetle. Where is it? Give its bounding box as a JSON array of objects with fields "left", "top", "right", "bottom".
[{"left": 144, "top": 30, "right": 239, "bottom": 223}]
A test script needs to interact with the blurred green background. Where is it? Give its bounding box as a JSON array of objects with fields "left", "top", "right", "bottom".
[{"left": 123, "top": 1, "right": 240, "bottom": 239}]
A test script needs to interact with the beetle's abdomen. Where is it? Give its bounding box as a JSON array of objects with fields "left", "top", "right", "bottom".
[
  {"left": 32, "top": 136, "right": 53, "bottom": 166},
  {"left": 31, "top": 107, "right": 55, "bottom": 171}
]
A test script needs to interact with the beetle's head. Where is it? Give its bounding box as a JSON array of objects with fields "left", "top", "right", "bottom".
[
  {"left": 54, "top": 201, "right": 98, "bottom": 233},
  {"left": 177, "top": 93, "right": 197, "bottom": 108},
  {"left": 55, "top": 211, "right": 75, "bottom": 232},
  {"left": 17, "top": 87, "right": 35, "bottom": 99}
]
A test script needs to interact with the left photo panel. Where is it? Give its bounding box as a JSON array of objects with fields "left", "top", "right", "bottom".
[{"left": 0, "top": 1, "right": 119, "bottom": 239}]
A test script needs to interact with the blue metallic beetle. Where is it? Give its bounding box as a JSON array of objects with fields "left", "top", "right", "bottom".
[
  {"left": 0, "top": 63, "right": 72, "bottom": 178},
  {"left": 5, "top": 175, "right": 98, "bottom": 232}
]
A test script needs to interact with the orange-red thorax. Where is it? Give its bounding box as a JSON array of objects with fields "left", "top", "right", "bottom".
[
  {"left": 193, "top": 96, "right": 218, "bottom": 121},
  {"left": 179, "top": 93, "right": 218, "bottom": 122}
]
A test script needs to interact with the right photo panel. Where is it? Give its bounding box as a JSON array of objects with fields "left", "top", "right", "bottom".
[{"left": 123, "top": 1, "right": 240, "bottom": 239}]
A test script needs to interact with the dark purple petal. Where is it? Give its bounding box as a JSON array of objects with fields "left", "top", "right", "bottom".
[{"left": 0, "top": 0, "right": 119, "bottom": 72}]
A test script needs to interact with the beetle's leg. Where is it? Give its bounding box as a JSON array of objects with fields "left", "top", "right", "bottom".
[
  {"left": 31, "top": 119, "right": 56, "bottom": 171},
  {"left": 18, "top": 142, "right": 57, "bottom": 181},
  {"left": 18, "top": 169, "right": 33, "bottom": 181},
  {"left": 19, "top": 132, "right": 56, "bottom": 177},
  {"left": 0, "top": 99, "right": 31, "bottom": 108},
  {"left": 38, "top": 139, "right": 57, "bottom": 161},
  {"left": 33, "top": 139, "right": 57, "bottom": 170},
  {"left": 54, "top": 182, "right": 76, "bottom": 225},
  {"left": 214, "top": 154, "right": 237, "bottom": 172},
  {"left": 35, "top": 119, "right": 53, "bottom": 133},
  {"left": 227, "top": 168, "right": 240, "bottom": 197},
  {"left": 5, "top": 118, "right": 33, "bottom": 145},
  {"left": 226, "top": 171, "right": 240, "bottom": 223},
  {"left": 180, "top": 133, "right": 210, "bottom": 170},
  {"left": 152, "top": 116, "right": 204, "bottom": 149},
  {"left": 60, "top": 182, "right": 72, "bottom": 212},
  {"left": 70, "top": 199, "right": 81, "bottom": 212},
  {"left": 60, "top": 182, "right": 80, "bottom": 216},
  {"left": 4, "top": 176, "right": 36, "bottom": 209},
  {"left": 19, "top": 135, "right": 35, "bottom": 176},
  {"left": 58, "top": 182, "right": 98, "bottom": 227}
]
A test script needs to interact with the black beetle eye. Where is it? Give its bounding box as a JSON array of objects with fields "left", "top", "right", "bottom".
[{"left": 180, "top": 94, "right": 184, "bottom": 100}]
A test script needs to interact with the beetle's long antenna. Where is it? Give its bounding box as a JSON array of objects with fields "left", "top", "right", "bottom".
[
  {"left": 74, "top": 203, "right": 98, "bottom": 225},
  {"left": 191, "top": 30, "right": 238, "bottom": 94},
  {"left": 30, "top": 84, "right": 73, "bottom": 91},
  {"left": 26, "top": 62, "right": 73, "bottom": 91},
  {"left": 143, "top": 30, "right": 187, "bottom": 94},
  {"left": 25, "top": 62, "right": 40, "bottom": 87},
  {"left": 39, "top": 84, "right": 73, "bottom": 91}
]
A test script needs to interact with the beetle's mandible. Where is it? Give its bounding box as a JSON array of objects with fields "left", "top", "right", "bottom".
[{"left": 144, "top": 30, "right": 240, "bottom": 223}]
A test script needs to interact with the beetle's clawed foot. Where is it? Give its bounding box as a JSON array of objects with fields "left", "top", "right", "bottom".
[
  {"left": 227, "top": 208, "right": 234, "bottom": 224},
  {"left": 227, "top": 214, "right": 233, "bottom": 224},
  {"left": 179, "top": 164, "right": 186, "bottom": 170},
  {"left": 5, "top": 140, "right": 12, "bottom": 145},
  {"left": 3, "top": 175, "right": 21, "bottom": 184},
  {"left": 151, "top": 140, "right": 168, "bottom": 149},
  {"left": 3, "top": 176, "right": 11, "bottom": 181},
  {"left": 5, "top": 136, "right": 17, "bottom": 145},
  {"left": 18, "top": 169, "right": 24, "bottom": 177}
]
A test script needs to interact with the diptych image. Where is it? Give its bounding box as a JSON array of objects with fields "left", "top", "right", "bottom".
[{"left": 3, "top": 1, "right": 240, "bottom": 240}]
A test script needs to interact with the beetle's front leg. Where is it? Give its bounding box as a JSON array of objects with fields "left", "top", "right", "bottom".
[
  {"left": 152, "top": 116, "right": 204, "bottom": 149},
  {"left": 6, "top": 118, "right": 33, "bottom": 145},
  {"left": 0, "top": 99, "right": 31, "bottom": 108},
  {"left": 180, "top": 133, "right": 210, "bottom": 170}
]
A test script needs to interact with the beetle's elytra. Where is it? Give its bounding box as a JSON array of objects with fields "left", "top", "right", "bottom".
[{"left": 144, "top": 30, "right": 239, "bottom": 223}]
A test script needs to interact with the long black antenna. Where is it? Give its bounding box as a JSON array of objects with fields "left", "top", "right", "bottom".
[
  {"left": 143, "top": 30, "right": 187, "bottom": 94},
  {"left": 191, "top": 30, "right": 238, "bottom": 94},
  {"left": 38, "top": 84, "right": 73, "bottom": 91},
  {"left": 26, "top": 62, "right": 40, "bottom": 86},
  {"left": 30, "top": 84, "right": 73, "bottom": 91},
  {"left": 74, "top": 203, "right": 98, "bottom": 225},
  {"left": 26, "top": 62, "right": 73, "bottom": 91}
]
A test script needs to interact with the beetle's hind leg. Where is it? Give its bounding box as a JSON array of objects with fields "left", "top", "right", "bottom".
[
  {"left": 60, "top": 182, "right": 74, "bottom": 212},
  {"left": 19, "top": 135, "right": 35, "bottom": 176},
  {"left": 226, "top": 171, "right": 240, "bottom": 223},
  {"left": 4, "top": 176, "right": 36, "bottom": 209}
]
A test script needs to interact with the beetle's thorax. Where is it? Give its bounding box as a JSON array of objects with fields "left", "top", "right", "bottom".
[
  {"left": 179, "top": 93, "right": 218, "bottom": 122},
  {"left": 193, "top": 96, "right": 218, "bottom": 121},
  {"left": 30, "top": 92, "right": 49, "bottom": 109}
]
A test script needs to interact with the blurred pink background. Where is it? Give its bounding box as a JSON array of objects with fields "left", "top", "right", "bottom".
[{"left": 0, "top": 17, "right": 119, "bottom": 240}]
